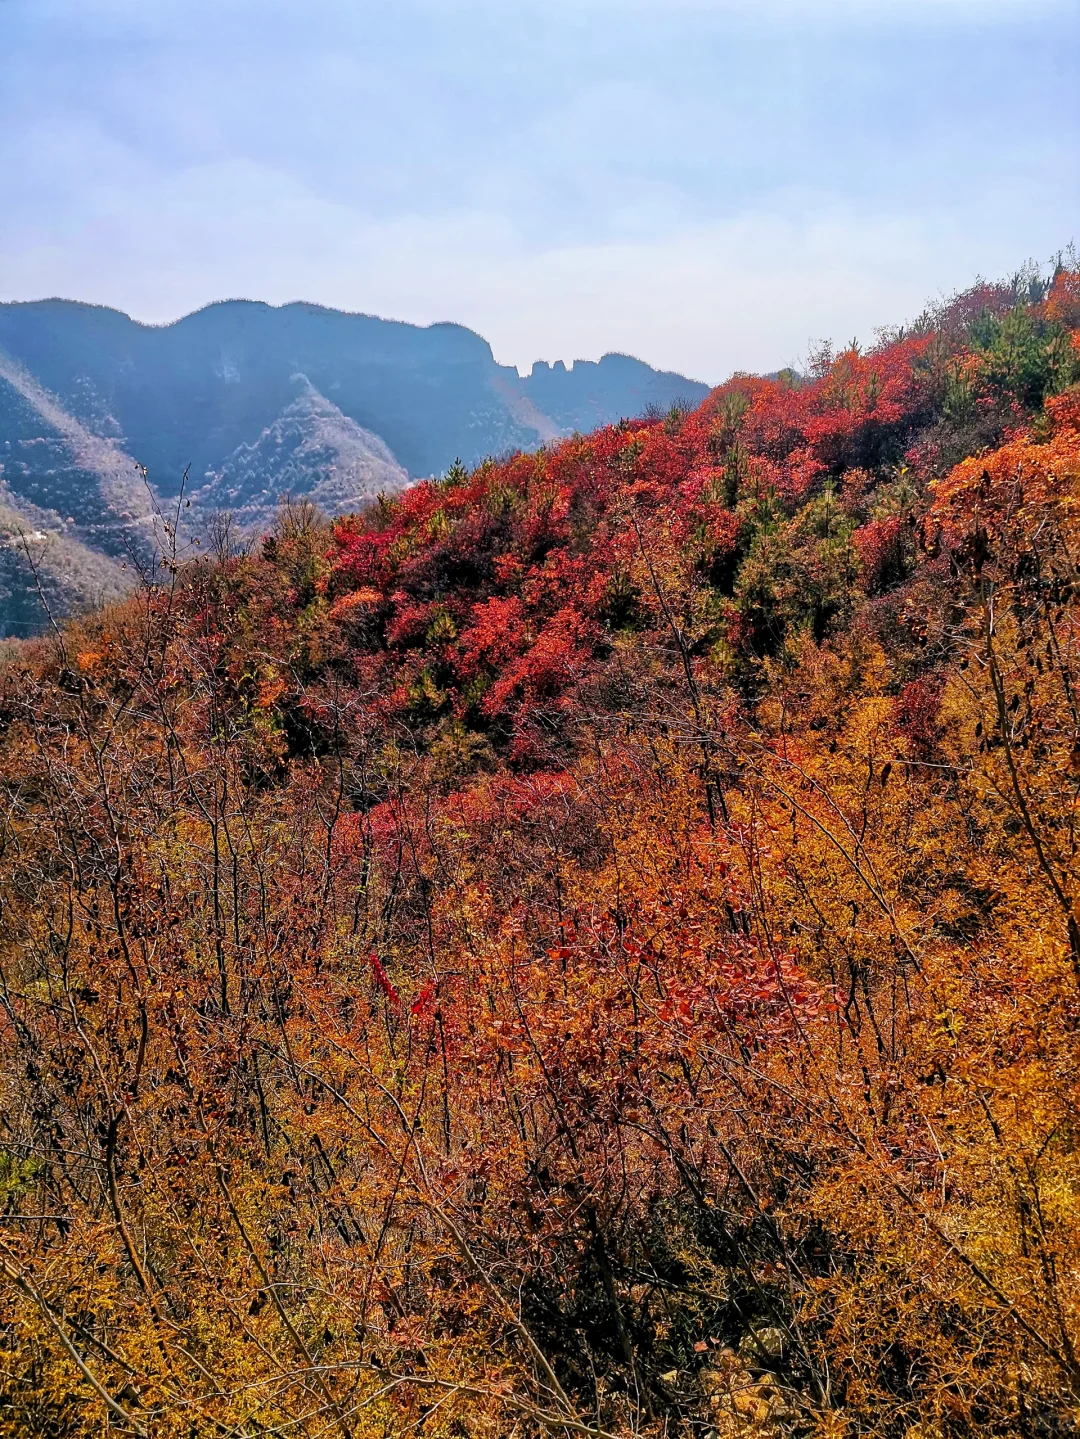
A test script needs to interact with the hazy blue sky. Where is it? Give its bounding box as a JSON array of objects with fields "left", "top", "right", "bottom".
[{"left": 1, "top": 0, "right": 1077, "bottom": 380}]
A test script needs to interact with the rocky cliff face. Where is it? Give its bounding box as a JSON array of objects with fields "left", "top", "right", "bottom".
[{"left": 191, "top": 378, "right": 409, "bottom": 524}]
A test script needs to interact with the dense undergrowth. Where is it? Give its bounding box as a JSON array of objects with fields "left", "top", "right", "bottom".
[{"left": 1, "top": 266, "right": 1080, "bottom": 1437}]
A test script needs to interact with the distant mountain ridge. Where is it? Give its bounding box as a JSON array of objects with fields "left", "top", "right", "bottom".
[{"left": 0, "top": 298, "right": 710, "bottom": 635}]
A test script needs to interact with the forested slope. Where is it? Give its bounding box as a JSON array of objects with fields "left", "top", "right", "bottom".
[{"left": 1, "top": 267, "right": 1079, "bottom": 1438}]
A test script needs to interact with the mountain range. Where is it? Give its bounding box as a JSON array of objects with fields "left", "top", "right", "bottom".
[{"left": 0, "top": 298, "right": 709, "bottom": 636}]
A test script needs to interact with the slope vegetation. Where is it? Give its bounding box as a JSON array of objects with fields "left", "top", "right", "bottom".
[{"left": 0, "top": 268, "right": 1078, "bottom": 1438}]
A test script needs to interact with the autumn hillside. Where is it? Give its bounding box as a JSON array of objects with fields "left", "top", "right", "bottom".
[{"left": 2, "top": 266, "right": 1080, "bottom": 1438}]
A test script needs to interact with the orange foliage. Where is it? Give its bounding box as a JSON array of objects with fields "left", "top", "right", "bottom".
[{"left": 0, "top": 288, "right": 1079, "bottom": 1437}]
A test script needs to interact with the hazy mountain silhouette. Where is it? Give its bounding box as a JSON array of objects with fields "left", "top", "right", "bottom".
[{"left": 0, "top": 299, "right": 708, "bottom": 635}]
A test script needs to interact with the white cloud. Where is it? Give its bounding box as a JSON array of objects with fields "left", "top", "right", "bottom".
[
  {"left": 1, "top": 130, "right": 1070, "bottom": 381},
  {"left": 1, "top": 0, "right": 1075, "bottom": 381}
]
